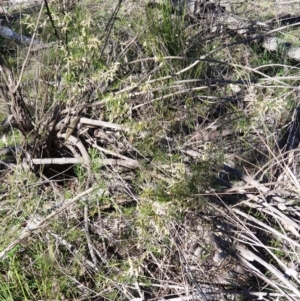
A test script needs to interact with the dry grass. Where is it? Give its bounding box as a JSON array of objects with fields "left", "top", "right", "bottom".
[{"left": 0, "top": 0, "right": 300, "bottom": 300}]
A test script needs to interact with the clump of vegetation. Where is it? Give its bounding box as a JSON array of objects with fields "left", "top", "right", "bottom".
[{"left": 1, "top": 0, "right": 300, "bottom": 300}]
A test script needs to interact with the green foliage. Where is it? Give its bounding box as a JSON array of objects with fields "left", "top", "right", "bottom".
[
  {"left": 59, "top": 14, "right": 103, "bottom": 81},
  {"left": 73, "top": 161, "right": 89, "bottom": 186},
  {"left": 145, "top": 1, "right": 185, "bottom": 56},
  {"left": 105, "top": 93, "right": 131, "bottom": 123},
  {"left": 1, "top": 0, "right": 300, "bottom": 300}
]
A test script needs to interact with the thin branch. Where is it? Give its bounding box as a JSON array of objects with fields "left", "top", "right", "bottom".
[
  {"left": 43, "top": 0, "right": 60, "bottom": 41},
  {"left": 80, "top": 117, "right": 129, "bottom": 131},
  {"left": 12, "top": 1, "right": 45, "bottom": 93},
  {"left": 31, "top": 157, "right": 85, "bottom": 165},
  {"left": 84, "top": 205, "right": 98, "bottom": 266},
  {"left": 232, "top": 208, "right": 300, "bottom": 248},
  {"left": 57, "top": 133, "right": 90, "bottom": 164}
]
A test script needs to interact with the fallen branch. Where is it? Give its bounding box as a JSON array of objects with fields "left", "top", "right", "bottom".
[
  {"left": 80, "top": 117, "right": 129, "bottom": 131},
  {"left": 57, "top": 133, "right": 90, "bottom": 164},
  {"left": 29, "top": 144, "right": 137, "bottom": 170},
  {"left": 31, "top": 157, "right": 85, "bottom": 165},
  {"left": 96, "top": 158, "right": 138, "bottom": 169}
]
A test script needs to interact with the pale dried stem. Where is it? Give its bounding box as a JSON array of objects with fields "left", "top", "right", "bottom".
[
  {"left": 12, "top": 1, "right": 44, "bottom": 93},
  {"left": 57, "top": 133, "right": 90, "bottom": 163},
  {"left": 80, "top": 117, "right": 129, "bottom": 131},
  {"left": 31, "top": 157, "right": 85, "bottom": 164},
  {"left": 232, "top": 208, "right": 300, "bottom": 248},
  {"left": 237, "top": 244, "right": 300, "bottom": 300},
  {"left": 84, "top": 205, "right": 98, "bottom": 266}
]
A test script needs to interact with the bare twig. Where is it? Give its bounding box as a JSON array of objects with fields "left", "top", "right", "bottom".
[
  {"left": 43, "top": 0, "right": 61, "bottom": 41},
  {"left": 57, "top": 133, "right": 90, "bottom": 164},
  {"left": 84, "top": 205, "right": 98, "bottom": 266},
  {"left": 232, "top": 208, "right": 300, "bottom": 248},
  {"left": 31, "top": 158, "right": 86, "bottom": 165},
  {"left": 12, "top": 1, "right": 45, "bottom": 93},
  {"left": 80, "top": 117, "right": 129, "bottom": 131}
]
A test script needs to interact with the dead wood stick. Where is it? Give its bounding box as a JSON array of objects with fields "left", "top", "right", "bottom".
[
  {"left": 96, "top": 158, "right": 138, "bottom": 169},
  {"left": 80, "top": 117, "right": 129, "bottom": 131},
  {"left": 84, "top": 205, "right": 98, "bottom": 266},
  {"left": 57, "top": 133, "right": 90, "bottom": 164},
  {"left": 31, "top": 134, "right": 90, "bottom": 165},
  {"left": 31, "top": 157, "right": 138, "bottom": 168},
  {"left": 31, "top": 157, "right": 85, "bottom": 165}
]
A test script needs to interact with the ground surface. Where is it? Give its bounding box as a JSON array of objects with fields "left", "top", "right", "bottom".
[{"left": 0, "top": 0, "right": 300, "bottom": 300}]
